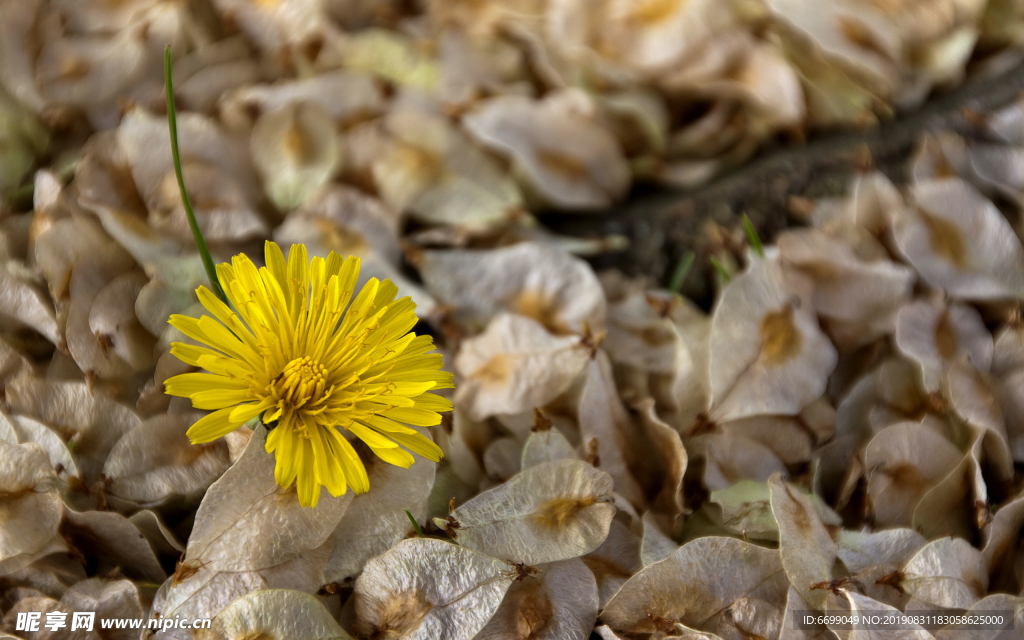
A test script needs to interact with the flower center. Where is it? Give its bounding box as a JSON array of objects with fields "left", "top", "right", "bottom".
[{"left": 270, "top": 356, "right": 330, "bottom": 411}]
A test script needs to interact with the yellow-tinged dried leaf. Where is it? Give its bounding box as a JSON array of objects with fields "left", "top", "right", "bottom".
[
  {"left": 455, "top": 313, "right": 590, "bottom": 421},
  {"left": 251, "top": 101, "right": 342, "bottom": 211},
  {"left": 475, "top": 558, "right": 598, "bottom": 640},
  {"left": 202, "top": 589, "right": 354, "bottom": 640},
  {"left": 709, "top": 256, "right": 837, "bottom": 421},
  {"left": 894, "top": 179, "right": 1024, "bottom": 300},
  {"left": 895, "top": 298, "right": 992, "bottom": 392},
  {"left": 0, "top": 442, "right": 61, "bottom": 563},
  {"left": 184, "top": 426, "right": 352, "bottom": 573},
  {"left": 865, "top": 422, "right": 963, "bottom": 527},
  {"left": 324, "top": 450, "right": 435, "bottom": 583},
  {"left": 464, "top": 92, "right": 630, "bottom": 210},
  {"left": 769, "top": 474, "right": 837, "bottom": 610},
  {"left": 353, "top": 538, "right": 512, "bottom": 640},
  {"left": 601, "top": 536, "right": 788, "bottom": 637},
  {"left": 420, "top": 241, "right": 607, "bottom": 335},
  {"left": 901, "top": 537, "right": 988, "bottom": 610},
  {"left": 102, "top": 414, "right": 231, "bottom": 508},
  {"left": 443, "top": 459, "right": 615, "bottom": 565}
]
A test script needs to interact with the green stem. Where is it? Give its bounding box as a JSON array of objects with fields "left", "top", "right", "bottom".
[
  {"left": 405, "top": 510, "right": 425, "bottom": 538},
  {"left": 668, "top": 250, "right": 695, "bottom": 293},
  {"left": 742, "top": 213, "right": 765, "bottom": 258},
  {"left": 164, "top": 46, "right": 228, "bottom": 304},
  {"left": 710, "top": 256, "right": 732, "bottom": 283}
]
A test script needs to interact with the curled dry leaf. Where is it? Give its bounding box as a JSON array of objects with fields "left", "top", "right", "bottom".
[
  {"left": 777, "top": 228, "right": 915, "bottom": 348},
  {"left": 981, "top": 492, "right": 1024, "bottom": 593},
  {"left": 118, "top": 108, "right": 268, "bottom": 244},
  {"left": 710, "top": 479, "right": 842, "bottom": 543},
  {"left": 464, "top": 92, "right": 631, "bottom": 210},
  {"left": 60, "top": 578, "right": 144, "bottom": 640},
  {"left": 184, "top": 426, "right": 352, "bottom": 573},
  {"left": 102, "top": 414, "right": 231, "bottom": 508},
  {"left": 6, "top": 376, "right": 142, "bottom": 484},
  {"left": 211, "top": 0, "right": 339, "bottom": 66},
  {"left": 454, "top": 313, "right": 591, "bottom": 422},
  {"left": 0, "top": 262, "right": 61, "bottom": 347},
  {"left": 170, "top": 38, "right": 262, "bottom": 114},
  {"left": 61, "top": 508, "right": 166, "bottom": 584},
  {"left": 64, "top": 253, "right": 142, "bottom": 381},
  {"left": 438, "top": 459, "right": 615, "bottom": 565},
  {"left": 894, "top": 179, "right": 1024, "bottom": 300},
  {"left": 353, "top": 538, "right": 512, "bottom": 640},
  {"left": 715, "top": 414, "right": 816, "bottom": 465},
  {"left": 968, "top": 143, "right": 1024, "bottom": 204},
  {"left": 603, "top": 288, "right": 685, "bottom": 375},
  {"left": 577, "top": 353, "right": 647, "bottom": 507},
  {"left": 250, "top": 101, "right": 342, "bottom": 211},
  {"left": 86, "top": 270, "right": 158, "bottom": 373},
  {"left": 474, "top": 558, "right": 599, "bottom": 640},
  {"left": 640, "top": 512, "right": 679, "bottom": 567},
  {"left": 0, "top": 442, "right": 61, "bottom": 563},
  {"left": 0, "top": 409, "right": 78, "bottom": 481},
  {"left": 634, "top": 398, "right": 687, "bottom": 519},
  {"left": 483, "top": 436, "right": 522, "bottom": 482},
  {"left": 203, "top": 589, "right": 354, "bottom": 640},
  {"left": 943, "top": 361, "right": 1015, "bottom": 488},
  {"left": 769, "top": 474, "right": 838, "bottom": 611},
  {"left": 520, "top": 426, "right": 578, "bottom": 469},
  {"left": 700, "top": 432, "right": 788, "bottom": 492},
  {"left": 901, "top": 537, "right": 988, "bottom": 610},
  {"left": 369, "top": 110, "right": 523, "bottom": 229},
  {"left": 709, "top": 256, "right": 838, "bottom": 422},
  {"left": 910, "top": 438, "right": 980, "bottom": 542},
  {"left": 845, "top": 590, "right": 937, "bottom": 640},
  {"left": 129, "top": 509, "right": 185, "bottom": 557},
  {"left": 342, "top": 28, "right": 439, "bottom": 89},
  {"left": 894, "top": 298, "right": 992, "bottom": 392},
  {"left": 582, "top": 516, "right": 643, "bottom": 608},
  {"left": 420, "top": 241, "right": 607, "bottom": 335},
  {"left": 600, "top": 536, "right": 787, "bottom": 637},
  {"left": 324, "top": 450, "right": 435, "bottom": 583},
  {"left": 219, "top": 70, "right": 386, "bottom": 131},
  {"left": 767, "top": 0, "right": 899, "bottom": 99},
  {"left": 156, "top": 541, "right": 333, "bottom": 634},
  {"left": 836, "top": 529, "right": 928, "bottom": 575},
  {"left": 865, "top": 422, "right": 963, "bottom": 527}
]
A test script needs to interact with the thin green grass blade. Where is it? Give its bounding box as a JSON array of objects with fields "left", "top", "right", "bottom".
[
  {"left": 405, "top": 510, "right": 426, "bottom": 538},
  {"left": 710, "top": 256, "right": 732, "bottom": 283},
  {"left": 742, "top": 213, "right": 764, "bottom": 258},
  {"left": 669, "top": 250, "right": 696, "bottom": 293}
]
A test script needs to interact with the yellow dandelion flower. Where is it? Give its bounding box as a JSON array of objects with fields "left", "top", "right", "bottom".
[{"left": 164, "top": 241, "right": 453, "bottom": 507}]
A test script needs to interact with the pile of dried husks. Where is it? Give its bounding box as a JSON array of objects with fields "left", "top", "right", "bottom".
[{"left": 4, "top": 0, "right": 1024, "bottom": 639}]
